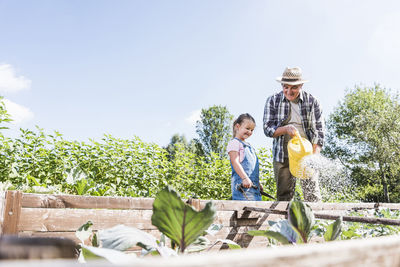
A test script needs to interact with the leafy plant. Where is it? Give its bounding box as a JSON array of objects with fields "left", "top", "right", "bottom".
[
  {"left": 76, "top": 186, "right": 240, "bottom": 264},
  {"left": 288, "top": 201, "right": 315, "bottom": 243},
  {"left": 324, "top": 217, "right": 342, "bottom": 241},
  {"left": 248, "top": 200, "right": 342, "bottom": 245},
  {"left": 151, "top": 187, "right": 216, "bottom": 253},
  {"left": 341, "top": 208, "right": 400, "bottom": 240}
]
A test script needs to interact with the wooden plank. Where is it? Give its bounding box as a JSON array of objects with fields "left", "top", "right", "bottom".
[
  {"left": 20, "top": 192, "right": 400, "bottom": 212},
  {"left": 21, "top": 193, "right": 155, "bottom": 210},
  {"left": 19, "top": 208, "right": 157, "bottom": 231},
  {"left": 121, "top": 234, "right": 400, "bottom": 267},
  {"left": 3, "top": 235, "right": 400, "bottom": 266},
  {"left": 199, "top": 200, "right": 290, "bottom": 211},
  {"left": 18, "top": 225, "right": 271, "bottom": 248},
  {"left": 307, "top": 202, "right": 400, "bottom": 211},
  {"left": 2, "top": 191, "right": 22, "bottom": 234},
  {"left": 18, "top": 208, "right": 285, "bottom": 232},
  {"left": 244, "top": 207, "right": 400, "bottom": 226},
  {"left": 18, "top": 225, "right": 272, "bottom": 252},
  {"left": 0, "top": 191, "right": 5, "bottom": 234}
]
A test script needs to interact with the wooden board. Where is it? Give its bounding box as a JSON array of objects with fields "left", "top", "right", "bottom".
[
  {"left": 21, "top": 193, "right": 154, "bottom": 210},
  {"left": 18, "top": 208, "right": 286, "bottom": 232},
  {"left": 2, "top": 191, "right": 22, "bottom": 234},
  {"left": 4, "top": 234, "right": 400, "bottom": 267}
]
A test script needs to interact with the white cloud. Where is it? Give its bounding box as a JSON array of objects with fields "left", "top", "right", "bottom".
[
  {"left": 0, "top": 64, "right": 32, "bottom": 93},
  {"left": 3, "top": 99, "right": 34, "bottom": 124},
  {"left": 186, "top": 109, "right": 201, "bottom": 125}
]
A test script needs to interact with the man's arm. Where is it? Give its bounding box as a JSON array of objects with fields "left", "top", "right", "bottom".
[
  {"left": 311, "top": 98, "right": 325, "bottom": 149},
  {"left": 263, "top": 96, "right": 279, "bottom": 138}
]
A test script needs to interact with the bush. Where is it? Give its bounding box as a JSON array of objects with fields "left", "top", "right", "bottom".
[{"left": 0, "top": 128, "right": 275, "bottom": 200}]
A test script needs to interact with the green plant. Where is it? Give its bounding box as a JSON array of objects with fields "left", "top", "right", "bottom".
[
  {"left": 151, "top": 187, "right": 216, "bottom": 253},
  {"left": 248, "top": 200, "right": 342, "bottom": 244},
  {"left": 0, "top": 127, "right": 277, "bottom": 200},
  {"left": 76, "top": 186, "right": 240, "bottom": 264},
  {"left": 341, "top": 208, "right": 400, "bottom": 239}
]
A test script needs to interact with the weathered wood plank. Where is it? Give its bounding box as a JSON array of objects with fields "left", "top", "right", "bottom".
[
  {"left": 2, "top": 191, "right": 22, "bottom": 234},
  {"left": 244, "top": 207, "right": 400, "bottom": 226},
  {"left": 19, "top": 208, "right": 157, "bottom": 231},
  {"left": 21, "top": 193, "right": 155, "bottom": 210},
  {"left": 3, "top": 235, "right": 400, "bottom": 266},
  {"left": 198, "top": 200, "right": 290, "bottom": 211},
  {"left": 18, "top": 208, "right": 285, "bottom": 232},
  {"left": 18, "top": 226, "right": 271, "bottom": 248},
  {"left": 20, "top": 192, "right": 400, "bottom": 211}
]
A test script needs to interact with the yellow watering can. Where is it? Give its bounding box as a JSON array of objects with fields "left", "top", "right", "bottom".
[{"left": 288, "top": 131, "right": 314, "bottom": 179}]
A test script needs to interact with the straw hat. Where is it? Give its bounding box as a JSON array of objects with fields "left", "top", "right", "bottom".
[{"left": 276, "top": 67, "right": 308, "bottom": 85}]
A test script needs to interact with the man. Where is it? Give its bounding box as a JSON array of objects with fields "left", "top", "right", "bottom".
[{"left": 263, "top": 67, "right": 324, "bottom": 202}]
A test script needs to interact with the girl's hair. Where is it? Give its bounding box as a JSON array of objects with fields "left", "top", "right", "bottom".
[{"left": 232, "top": 113, "right": 256, "bottom": 137}]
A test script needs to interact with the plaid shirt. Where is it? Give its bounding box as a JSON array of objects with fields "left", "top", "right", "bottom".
[{"left": 263, "top": 90, "right": 325, "bottom": 163}]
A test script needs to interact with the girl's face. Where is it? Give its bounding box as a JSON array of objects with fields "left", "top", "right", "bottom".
[{"left": 235, "top": 119, "right": 255, "bottom": 141}]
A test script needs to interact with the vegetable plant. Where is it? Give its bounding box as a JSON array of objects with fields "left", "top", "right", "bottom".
[
  {"left": 76, "top": 186, "right": 240, "bottom": 264},
  {"left": 248, "top": 200, "right": 342, "bottom": 244}
]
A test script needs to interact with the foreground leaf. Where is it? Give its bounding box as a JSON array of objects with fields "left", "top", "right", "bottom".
[
  {"left": 324, "top": 217, "right": 342, "bottom": 241},
  {"left": 81, "top": 245, "right": 138, "bottom": 264},
  {"left": 248, "top": 220, "right": 297, "bottom": 244},
  {"left": 204, "top": 223, "right": 223, "bottom": 236},
  {"left": 288, "top": 201, "right": 314, "bottom": 243},
  {"left": 98, "top": 225, "right": 158, "bottom": 251},
  {"left": 151, "top": 186, "right": 216, "bottom": 253},
  {"left": 185, "top": 236, "right": 210, "bottom": 253},
  {"left": 215, "top": 239, "right": 241, "bottom": 249},
  {"left": 76, "top": 221, "right": 94, "bottom": 244},
  {"left": 98, "top": 225, "right": 177, "bottom": 258}
]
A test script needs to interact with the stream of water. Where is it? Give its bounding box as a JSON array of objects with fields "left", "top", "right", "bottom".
[{"left": 300, "top": 154, "right": 355, "bottom": 201}]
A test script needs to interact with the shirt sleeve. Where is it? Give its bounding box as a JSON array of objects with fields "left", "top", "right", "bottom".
[
  {"left": 263, "top": 95, "right": 279, "bottom": 137},
  {"left": 311, "top": 98, "right": 325, "bottom": 147},
  {"left": 227, "top": 139, "right": 244, "bottom": 162}
]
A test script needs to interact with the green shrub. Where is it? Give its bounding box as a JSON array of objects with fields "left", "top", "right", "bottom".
[{"left": 0, "top": 128, "right": 275, "bottom": 200}]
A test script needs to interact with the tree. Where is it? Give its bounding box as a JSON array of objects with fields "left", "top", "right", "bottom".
[
  {"left": 164, "top": 134, "right": 195, "bottom": 160},
  {"left": 324, "top": 84, "right": 400, "bottom": 202},
  {"left": 0, "top": 96, "right": 12, "bottom": 130},
  {"left": 194, "top": 105, "right": 233, "bottom": 159}
]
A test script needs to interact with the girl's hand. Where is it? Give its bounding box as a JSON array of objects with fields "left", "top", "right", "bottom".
[
  {"left": 242, "top": 177, "right": 253, "bottom": 188},
  {"left": 259, "top": 183, "right": 264, "bottom": 192}
]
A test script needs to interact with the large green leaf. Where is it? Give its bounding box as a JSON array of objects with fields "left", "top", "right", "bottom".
[
  {"left": 151, "top": 186, "right": 216, "bottom": 253},
  {"left": 288, "top": 201, "right": 315, "bottom": 243},
  {"left": 248, "top": 219, "right": 298, "bottom": 245},
  {"left": 81, "top": 245, "right": 138, "bottom": 264},
  {"left": 98, "top": 224, "right": 158, "bottom": 251},
  {"left": 324, "top": 217, "right": 342, "bottom": 241},
  {"left": 248, "top": 230, "right": 291, "bottom": 245}
]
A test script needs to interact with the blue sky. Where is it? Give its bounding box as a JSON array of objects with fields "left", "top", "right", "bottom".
[{"left": 1, "top": 0, "right": 400, "bottom": 149}]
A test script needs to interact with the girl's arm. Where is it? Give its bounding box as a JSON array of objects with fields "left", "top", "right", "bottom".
[{"left": 228, "top": 151, "right": 253, "bottom": 188}]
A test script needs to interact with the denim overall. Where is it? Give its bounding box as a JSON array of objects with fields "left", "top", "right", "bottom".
[{"left": 231, "top": 138, "right": 261, "bottom": 201}]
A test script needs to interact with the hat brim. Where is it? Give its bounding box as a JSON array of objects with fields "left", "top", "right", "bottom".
[{"left": 276, "top": 77, "right": 308, "bottom": 85}]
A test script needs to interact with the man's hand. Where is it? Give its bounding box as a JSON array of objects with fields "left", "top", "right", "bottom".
[
  {"left": 285, "top": 125, "right": 299, "bottom": 137},
  {"left": 313, "top": 144, "right": 322, "bottom": 154},
  {"left": 242, "top": 177, "right": 253, "bottom": 188}
]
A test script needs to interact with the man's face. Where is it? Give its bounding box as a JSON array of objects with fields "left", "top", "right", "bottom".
[{"left": 282, "top": 83, "right": 303, "bottom": 101}]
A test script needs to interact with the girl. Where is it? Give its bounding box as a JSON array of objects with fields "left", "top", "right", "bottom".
[{"left": 227, "top": 113, "right": 262, "bottom": 201}]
